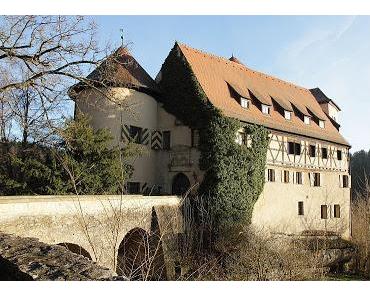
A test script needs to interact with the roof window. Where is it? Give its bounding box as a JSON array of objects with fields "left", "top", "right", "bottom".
[
  {"left": 262, "top": 104, "right": 270, "bottom": 115},
  {"left": 240, "top": 97, "right": 250, "bottom": 109},
  {"left": 284, "top": 110, "right": 292, "bottom": 120},
  {"left": 304, "top": 116, "right": 310, "bottom": 125}
]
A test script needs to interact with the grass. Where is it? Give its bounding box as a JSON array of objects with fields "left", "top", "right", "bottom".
[{"left": 325, "top": 273, "right": 368, "bottom": 281}]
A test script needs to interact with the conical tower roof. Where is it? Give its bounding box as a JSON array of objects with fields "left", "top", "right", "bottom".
[{"left": 71, "top": 47, "right": 159, "bottom": 96}]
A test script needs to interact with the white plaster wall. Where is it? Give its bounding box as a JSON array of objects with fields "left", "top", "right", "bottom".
[
  {"left": 320, "top": 102, "right": 339, "bottom": 123},
  {"left": 252, "top": 166, "right": 351, "bottom": 239},
  {"left": 75, "top": 88, "right": 160, "bottom": 187},
  {"left": 75, "top": 87, "right": 201, "bottom": 195}
]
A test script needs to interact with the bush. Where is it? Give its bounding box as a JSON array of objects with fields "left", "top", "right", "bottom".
[
  {"left": 0, "top": 142, "right": 60, "bottom": 195},
  {"left": 351, "top": 184, "right": 370, "bottom": 279}
]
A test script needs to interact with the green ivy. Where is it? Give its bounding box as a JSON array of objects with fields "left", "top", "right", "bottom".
[{"left": 158, "top": 43, "right": 268, "bottom": 239}]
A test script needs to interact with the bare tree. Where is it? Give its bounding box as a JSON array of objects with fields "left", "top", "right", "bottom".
[{"left": 0, "top": 15, "right": 113, "bottom": 143}]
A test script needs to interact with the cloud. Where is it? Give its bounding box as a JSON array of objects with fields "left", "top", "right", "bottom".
[{"left": 274, "top": 16, "right": 370, "bottom": 152}]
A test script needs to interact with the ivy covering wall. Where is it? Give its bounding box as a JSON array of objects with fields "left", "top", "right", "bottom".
[{"left": 158, "top": 43, "right": 268, "bottom": 239}]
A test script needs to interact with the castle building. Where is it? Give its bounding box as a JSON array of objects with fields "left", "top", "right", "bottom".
[{"left": 71, "top": 42, "right": 351, "bottom": 238}]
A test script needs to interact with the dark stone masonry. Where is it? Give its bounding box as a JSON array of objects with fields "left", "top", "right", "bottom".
[{"left": 0, "top": 232, "right": 124, "bottom": 281}]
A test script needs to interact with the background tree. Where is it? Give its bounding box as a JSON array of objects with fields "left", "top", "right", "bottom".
[
  {"left": 0, "top": 15, "right": 114, "bottom": 144},
  {"left": 350, "top": 149, "right": 370, "bottom": 199}
]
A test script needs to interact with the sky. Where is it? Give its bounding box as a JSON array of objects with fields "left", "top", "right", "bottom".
[{"left": 95, "top": 16, "right": 370, "bottom": 152}]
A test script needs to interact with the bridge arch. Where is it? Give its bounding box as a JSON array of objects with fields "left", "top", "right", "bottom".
[
  {"left": 116, "top": 207, "right": 167, "bottom": 280},
  {"left": 116, "top": 227, "right": 149, "bottom": 280}
]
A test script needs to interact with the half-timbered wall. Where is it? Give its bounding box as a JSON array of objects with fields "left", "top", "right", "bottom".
[
  {"left": 252, "top": 130, "right": 351, "bottom": 239},
  {"left": 266, "top": 131, "right": 349, "bottom": 172}
]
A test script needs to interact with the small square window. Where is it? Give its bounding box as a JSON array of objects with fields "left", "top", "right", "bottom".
[
  {"left": 304, "top": 116, "right": 310, "bottom": 125},
  {"left": 319, "top": 120, "right": 325, "bottom": 128},
  {"left": 127, "top": 182, "right": 140, "bottom": 194},
  {"left": 295, "top": 143, "right": 301, "bottom": 155},
  {"left": 313, "top": 173, "right": 321, "bottom": 187},
  {"left": 240, "top": 97, "right": 250, "bottom": 109},
  {"left": 337, "top": 150, "right": 342, "bottom": 160},
  {"left": 321, "top": 147, "right": 328, "bottom": 159},
  {"left": 284, "top": 110, "right": 292, "bottom": 120},
  {"left": 245, "top": 134, "right": 252, "bottom": 148},
  {"left": 309, "top": 145, "right": 316, "bottom": 158},
  {"left": 283, "top": 170, "right": 290, "bottom": 183},
  {"left": 298, "top": 201, "right": 304, "bottom": 215},
  {"left": 163, "top": 131, "right": 171, "bottom": 150},
  {"left": 321, "top": 205, "right": 328, "bottom": 219},
  {"left": 334, "top": 204, "right": 341, "bottom": 218},
  {"left": 343, "top": 175, "right": 349, "bottom": 188},
  {"left": 262, "top": 104, "right": 270, "bottom": 115},
  {"left": 296, "top": 172, "right": 303, "bottom": 184},
  {"left": 191, "top": 129, "right": 199, "bottom": 148},
  {"left": 268, "top": 169, "right": 275, "bottom": 182},
  {"left": 288, "top": 142, "right": 301, "bottom": 155},
  {"left": 129, "top": 126, "right": 142, "bottom": 144}
]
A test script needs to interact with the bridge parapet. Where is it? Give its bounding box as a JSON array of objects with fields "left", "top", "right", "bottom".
[{"left": 0, "top": 195, "right": 182, "bottom": 279}]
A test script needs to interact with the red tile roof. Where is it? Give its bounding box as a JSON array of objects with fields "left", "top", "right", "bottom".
[{"left": 177, "top": 43, "right": 349, "bottom": 146}]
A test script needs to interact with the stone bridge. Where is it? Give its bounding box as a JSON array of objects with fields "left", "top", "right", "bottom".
[{"left": 0, "top": 195, "right": 182, "bottom": 280}]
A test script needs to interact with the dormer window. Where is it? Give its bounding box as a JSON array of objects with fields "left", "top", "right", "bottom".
[
  {"left": 262, "top": 104, "right": 270, "bottom": 115},
  {"left": 319, "top": 120, "right": 325, "bottom": 128},
  {"left": 284, "top": 110, "right": 292, "bottom": 120},
  {"left": 240, "top": 97, "right": 250, "bottom": 109},
  {"left": 304, "top": 116, "right": 310, "bottom": 125}
]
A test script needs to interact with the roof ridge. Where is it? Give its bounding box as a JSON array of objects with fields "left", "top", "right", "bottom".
[{"left": 177, "top": 42, "right": 310, "bottom": 93}]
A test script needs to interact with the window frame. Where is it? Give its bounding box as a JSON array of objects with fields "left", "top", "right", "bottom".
[
  {"left": 284, "top": 110, "right": 292, "bottom": 120},
  {"left": 334, "top": 204, "right": 341, "bottom": 218},
  {"left": 162, "top": 130, "right": 171, "bottom": 150},
  {"left": 321, "top": 147, "right": 328, "bottom": 159},
  {"left": 240, "top": 97, "right": 250, "bottom": 109},
  {"left": 296, "top": 172, "right": 303, "bottom": 185},
  {"left": 313, "top": 172, "right": 321, "bottom": 187},
  {"left": 191, "top": 129, "right": 200, "bottom": 148},
  {"left": 288, "top": 141, "right": 301, "bottom": 156},
  {"left": 304, "top": 115, "right": 311, "bottom": 125},
  {"left": 283, "top": 170, "right": 290, "bottom": 183},
  {"left": 267, "top": 169, "right": 275, "bottom": 182},
  {"left": 298, "top": 201, "right": 304, "bottom": 216},
  {"left": 309, "top": 145, "right": 316, "bottom": 158},
  {"left": 337, "top": 149, "right": 342, "bottom": 161},
  {"left": 261, "top": 104, "right": 271, "bottom": 115},
  {"left": 129, "top": 125, "right": 143, "bottom": 144},
  {"left": 321, "top": 205, "right": 328, "bottom": 219},
  {"left": 343, "top": 175, "right": 349, "bottom": 188},
  {"left": 127, "top": 182, "right": 140, "bottom": 194}
]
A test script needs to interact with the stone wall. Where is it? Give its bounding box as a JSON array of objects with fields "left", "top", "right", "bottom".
[
  {"left": 0, "top": 232, "right": 119, "bottom": 280},
  {"left": 0, "top": 195, "right": 182, "bottom": 279}
]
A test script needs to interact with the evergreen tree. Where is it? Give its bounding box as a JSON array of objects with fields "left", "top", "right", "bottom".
[
  {"left": 56, "top": 115, "right": 134, "bottom": 195},
  {"left": 351, "top": 150, "right": 370, "bottom": 199},
  {"left": 0, "top": 115, "right": 137, "bottom": 195}
]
